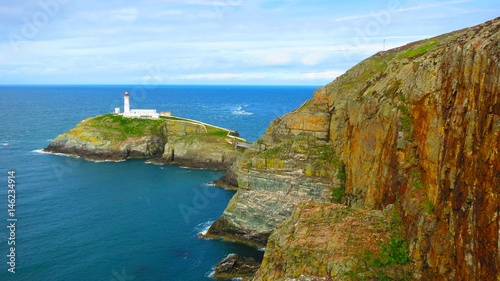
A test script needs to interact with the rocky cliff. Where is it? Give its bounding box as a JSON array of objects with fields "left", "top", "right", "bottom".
[
  {"left": 209, "top": 18, "right": 500, "bottom": 280},
  {"left": 45, "top": 114, "right": 242, "bottom": 169}
]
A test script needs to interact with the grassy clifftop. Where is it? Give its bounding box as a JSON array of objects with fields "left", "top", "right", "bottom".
[{"left": 45, "top": 114, "right": 245, "bottom": 168}]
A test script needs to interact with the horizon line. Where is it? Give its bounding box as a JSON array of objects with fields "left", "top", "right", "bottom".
[{"left": 0, "top": 83, "right": 325, "bottom": 87}]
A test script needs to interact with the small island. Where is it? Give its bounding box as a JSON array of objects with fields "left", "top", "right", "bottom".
[{"left": 44, "top": 92, "right": 248, "bottom": 170}]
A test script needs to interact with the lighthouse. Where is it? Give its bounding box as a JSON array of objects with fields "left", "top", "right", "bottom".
[
  {"left": 124, "top": 92, "right": 130, "bottom": 113},
  {"left": 117, "top": 91, "right": 162, "bottom": 118}
]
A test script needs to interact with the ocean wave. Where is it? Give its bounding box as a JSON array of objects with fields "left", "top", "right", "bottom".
[
  {"left": 196, "top": 220, "right": 214, "bottom": 236},
  {"left": 258, "top": 247, "right": 266, "bottom": 251},
  {"left": 231, "top": 109, "right": 254, "bottom": 116},
  {"left": 30, "top": 149, "right": 80, "bottom": 158},
  {"left": 90, "top": 159, "right": 126, "bottom": 163},
  {"left": 31, "top": 149, "right": 126, "bottom": 163},
  {"left": 230, "top": 105, "right": 254, "bottom": 116},
  {"left": 180, "top": 166, "right": 209, "bottom": 170},
  {"left": 205, "top": 268, "right": 215, "bottom": 278},
  {"left": 145, "top": 161, "right": 163, "bottom": 166}
]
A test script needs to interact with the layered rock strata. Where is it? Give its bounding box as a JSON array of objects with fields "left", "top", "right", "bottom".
[{"left": 210, "top": 18, "right": 500, "bottom": 280}]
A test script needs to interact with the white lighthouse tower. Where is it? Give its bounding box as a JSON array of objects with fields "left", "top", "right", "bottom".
[{"left": 124, "top": 92, "right": 130, "bottom": 114}]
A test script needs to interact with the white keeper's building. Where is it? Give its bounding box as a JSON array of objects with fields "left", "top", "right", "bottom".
[{"left": 114, "top": 92, "right": 171, "bottom": 118}]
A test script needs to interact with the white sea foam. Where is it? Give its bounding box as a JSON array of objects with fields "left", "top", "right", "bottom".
[
  {"left": 31, "top": 149, "right": 125, "bottom": 163},
  {"left": 231, "top": 109, "right": 254, "bottom": 116},
  {"left": 90, "top": 159, "right": 126, "bottom": 163},
  {"left": 180, "top": 166, "right": 209, "bottom": 170},
  {"left": 2, "top": 143, "right": 9, "bottom": 146},
  {"left": 205, "top": 268, "right": 215, "bottom": 278},
  {"left": 231, "top": 278, "right": 243, "bottom": 281},
  {"left": 31, "top": 149, "right": 80, "bottom": 158},
  {"left": 258, "top": 247, "right": 266, "bottom": 251},
  {"left": 196, "top": 220, "right": 214, "bottom": 236}
]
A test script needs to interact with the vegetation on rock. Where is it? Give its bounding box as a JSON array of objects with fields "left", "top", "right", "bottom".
[{"left": 210, "top": 17, "right": 500, "bottom": 281}]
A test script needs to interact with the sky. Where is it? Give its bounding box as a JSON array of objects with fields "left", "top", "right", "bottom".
[{"left": 0, "top": 0, "right": 498, "bottom": 85}]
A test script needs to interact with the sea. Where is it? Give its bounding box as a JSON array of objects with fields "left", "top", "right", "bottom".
[{"left": 0, "top": 85, "right": 319, "bottom": 281}]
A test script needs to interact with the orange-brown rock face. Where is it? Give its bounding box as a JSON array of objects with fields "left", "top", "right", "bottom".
[
  {"left": 320, "top": 18, "right": 500, "bottom": 280},
  {"left": 212, "top": 18, "right": 500, "bottom": 280}
]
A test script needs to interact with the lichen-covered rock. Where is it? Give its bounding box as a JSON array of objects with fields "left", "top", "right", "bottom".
[
  {"left": 211, "top": 18, "right": 500, "bottom": 280},
  {"left": 162, "top": 135, "right": 240, "bottom": 169},
  {"left": 253, "top": 201, "right": 410, "bottom": 281},
  {"left": 45, "top": 114, "right": 173, "bottom": 160},
  {"left": 207, "top": 134, "right": 342, "bottom": 246},
  {"left": 45, "top": 114, "right": 243, "bottom": 169},
  {"left": 213, "top": 253, "right": 260, "bottom": 280}
]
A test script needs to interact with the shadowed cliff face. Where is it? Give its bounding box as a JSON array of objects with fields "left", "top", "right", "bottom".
[{"left": 211, "top": 18, "right": 500, "bottom": 280}]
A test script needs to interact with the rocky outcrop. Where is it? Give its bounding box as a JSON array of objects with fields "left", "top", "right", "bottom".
[
  {"left": 213, "top": 253, "right": 260, "bottom": 280},
  {"left": 161, "top": 135, "right": 240, "bottom": 170},
  {"left": 254, "top": 201, "right": 410, "bottom": 280},
  {"left": 45, "top": 114, "right": 243, "bottom": 169},
  {"left": 210, "top": 18, "right": 500, "bottom": 280},
  {"left": 207, "top": 135, "right": 341, "bottom": 246}
]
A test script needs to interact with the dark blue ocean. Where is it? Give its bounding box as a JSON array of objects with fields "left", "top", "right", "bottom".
[{"left": 0, "top": 85, "right": 318, "bottom": 281}]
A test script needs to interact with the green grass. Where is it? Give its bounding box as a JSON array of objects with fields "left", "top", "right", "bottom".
[
  {"left": 204, "top": 130, "right": 230, "bottom": 138},
  {"left": 84, "top": 114, "right": 242, "bottom": 145},
  {"left": 424, "top": 198, "right": 435, "bottom": 215},
  {"left": 160, "top": 116, "right": 188, "bottom": 121},
  {"left": 318, "top": 146, "right": 338, "bottom": 164},
  {"left": 331, "top": 186, "right": 345, "bottom": 204},
  {"left": 398, "top": 105, "right": 413, "bottom": 134},
  {"left": 345, "top": 205, "right": 410, "bottom": 280},
  {"left": 340, "top": 55, "right": 392, "bottom": 90},
  {"left": 161, "top": 115, "right": 241, "bottom": 140},
  {"left": 398, "top": 39, "right": 438, "bottom": 59},
  {"left": 331, "top": 162, "right": 347, "bottom": 203},
  {"left": 89, "top": 114, "right": 165, "bottom": 141},
  {"left": 298, "top": 100, "right": 313, "bottom": 113},
  {"left": 365, "top": 207, "right": 410, "bottom": 266},
  {"left": 413, "top": 181, "right": 426, "bottom": 190}
]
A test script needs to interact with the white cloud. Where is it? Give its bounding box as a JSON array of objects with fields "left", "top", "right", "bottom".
[
  {"left": 263, "top": 52, "right": 292, "bottom": 66},
  {"left": 178, "top": 73, "right": 266, "bottom": 80},
  {"left": 181, "top": 73, "right": 242, "bottom": 79},
  {"left": 301, "top": 71, "right": 344, "bottom": 79},
  {"left": 301, "top": 53, "right": 327, "bottom": 66},
  {"left": 334, "top": 0, "right": 472, "bottom": 22},
  {"left": 43, "top": 67, "right": 58, "bottom": 74},
  {"left": 153, "top": 9, "right": 184, "bottom": 17},
  {"left": 110, "top": 8, "right": 138, "bottom": 22}
]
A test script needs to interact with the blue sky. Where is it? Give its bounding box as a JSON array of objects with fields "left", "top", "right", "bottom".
[{"left": 0, "top": 0, "right": 498, "bottom": 85}]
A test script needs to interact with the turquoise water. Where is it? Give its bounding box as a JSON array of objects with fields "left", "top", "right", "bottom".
[{"left": 0, "top": 85, "right": 318, "bottom": 280}]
